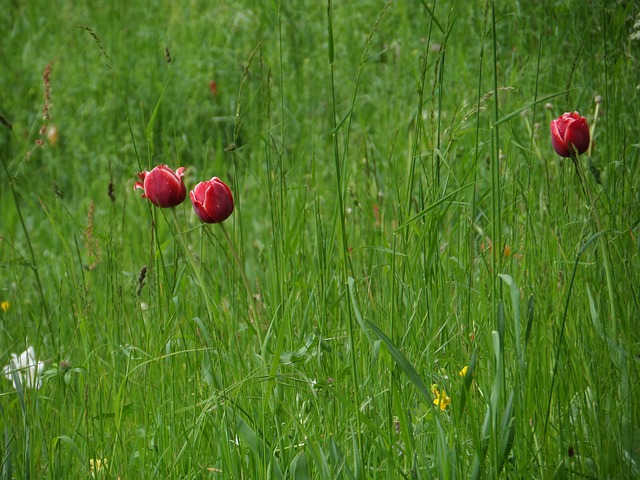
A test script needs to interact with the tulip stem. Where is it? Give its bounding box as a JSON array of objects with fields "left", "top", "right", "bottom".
[
  {"left": 218, "top": 222, "right": 261, "bottom": 343},
  {"left": 572, "top": 155, "right": 617, "bottom": 337},
  {"left": 570, "top": 156, "right": 588, "bottom": 199},
  {"left": 170, "top": 209, "right": 216, "bottom": 321}
]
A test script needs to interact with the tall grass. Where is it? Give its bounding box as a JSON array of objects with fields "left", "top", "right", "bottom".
[{"left": 1, "top": 0, "right": 638, "bottom": 478}]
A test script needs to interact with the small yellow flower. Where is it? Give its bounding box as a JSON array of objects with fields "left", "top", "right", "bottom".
[
  {"left": 89, "top": 458, "right": 107, "bottom": 476},
  {"left": 459, "top": 366, "right": 468, "bottom": 378},
  {"left": 0, "top": 301, "right": 9, "bottom": 312},
  {"left": 431, "top": 383, "right": 451, "bottom": 411}
]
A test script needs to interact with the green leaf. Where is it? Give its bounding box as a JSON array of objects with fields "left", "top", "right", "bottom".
[
  {"left": 352, "top": 432, "right": 363, "bottom": 480},
  {"left": 395, "top": 183, "right": 473, "bottom": 232},
  {"left": 93, "top": 402, "right": 135, "bottom": 420},
  {"left": 524, "top": 295, "right": 534, "bottom": 349},
  {"left": 435, "top": 418, "right": 451, "bottom": 479},
  {"left": 586, "top": 284, "right": 605, "bottom": 339},
  {"left": 52, "top": 436, "right": 84, "bottom": 464},
  {"left": 470, "top": 407, "right": 492, "bottom": 480},
  {"left": 235, "top": 413, "right": 260, "bottom": 456},
  {"left": 327, "top": 1, "right": 334, "bottom": 64},
  {"left": 145, "top": 77, "right": 170, "bottom": 156},
  {"left": 365, "top": 320, "right": 432, "bottom": 406},
  {"left": 490, "top": 330, "right": 504, "bottom": 415},
  {"left": 419, "top": 0, "right": 445, "bottom": 34},
  {"left": 492, "top": 91, "right": 564, "bottom": 127},
  {"left": 8, "top": 362, "right": 26, "bottom": 415},
  {"left": 497, "top": 391, "right": 515, "bottom": 475},
  {"left": 458, "top": 348, "right": 477, "bottom": 417},
  {"left": 499, "top": 273, "right": 523, "bottom": 372},
  {"left": 329, "top": 437, "right": 355, "bottom": 480},
  {"left": 1, "top": 402, "right": 11, "bottom": 480},
  {"left": 289, "top": 451, "right": 309, "bottom": 480},
  {"left": 348, "top": 277, "right": 372, "bottom": 343},
  {"left": 306, "top": 438, "right": 331, "bottom": 479},
  {"left": 234, "top": 411, "right": 283, "bottom": 479}
]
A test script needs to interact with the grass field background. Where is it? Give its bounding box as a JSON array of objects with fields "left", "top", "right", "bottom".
[{"left": 1, "top": 1, "right": 639, "bottom": 478}]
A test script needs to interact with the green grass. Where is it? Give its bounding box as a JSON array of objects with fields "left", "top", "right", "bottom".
[{"left": 1, "top": 0, "right": 639, "bottom": 478}]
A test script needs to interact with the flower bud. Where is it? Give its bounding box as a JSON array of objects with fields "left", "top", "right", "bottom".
[
  {"left": 134, "top": 165, "right": 187, "bottom": 208},
  {"left": 550, "top": 112, "right": 590, "bottom": 158},
  {"left": 190, "top": 177, "right": 234, "bottom": 224}
]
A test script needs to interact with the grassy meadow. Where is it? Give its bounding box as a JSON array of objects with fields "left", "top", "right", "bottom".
[{"left": 1, "top": 0, "right": 639, "bottom": 478}]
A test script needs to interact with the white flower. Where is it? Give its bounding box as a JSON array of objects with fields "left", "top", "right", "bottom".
[{"left": 3, "top": 346, "right": 46, "bottom": 390}]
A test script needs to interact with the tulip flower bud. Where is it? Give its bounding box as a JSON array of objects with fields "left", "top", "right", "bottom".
[
  {"left": 190, "top": 177, "right": 234, "bottom": 224},
  {"left": 550, "top": 112, "right": 590, "bottom": 158},
  {"left": 134, "top": 165, "right": 187, "bottom": 208}
]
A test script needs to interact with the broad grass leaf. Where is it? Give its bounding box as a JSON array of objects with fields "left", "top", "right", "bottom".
[
  {"left": 365, "top": 320, "right": 432, "bottom": 406},
  {"left": 289, "top": 451, "right": 309, "bottom": 480},
  {"left": 234, "top": 411, "right": 283, "bottom": 479}
]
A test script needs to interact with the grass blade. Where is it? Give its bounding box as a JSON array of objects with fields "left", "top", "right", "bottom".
[
  {"left": 497, "top": 391, "right": 515, "bottom": 475},
  {"left": 234, "top": 410, "right": 283, "bottom": 479},
  {"left": 365, "top": 320, "right": 433, "bottom": 406},
  {"left": 492, "top": 91, "right": 564, "bottom": 127},
  {"left": 498, "top": 274, "right": 523, "bottom": 374},
  {"left": 0, "top": 402, "right": 11, "bottom": 480},
  {"left": 394, "top": 183, "right": 473, "bottom": 232},
  {"left": 457, "top": 348, "right": 477, "bottom": 417},
  {"left": 348, "top": 277, "right": 372, "bottom": 343},
  {"left": 289, "top": 451, "right": 309, "bottom": 480},
  {"left": 419, "top": 0, "right": 445, "bottom": 34}
]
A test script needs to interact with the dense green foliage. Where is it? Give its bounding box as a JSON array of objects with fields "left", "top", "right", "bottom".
[{"left": 1, "top": 1, "right": 639, "bottom": 478}]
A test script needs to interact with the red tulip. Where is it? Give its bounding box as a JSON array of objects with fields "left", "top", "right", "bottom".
[
  {"left": 190, "top": 177, "right": 234, "bottom": 224},
  {"left": 134, "top": 165, "right": 187, "bottom": 208},
  {"left": 550, "top": 112, "right": 590, "bottom": 158}
]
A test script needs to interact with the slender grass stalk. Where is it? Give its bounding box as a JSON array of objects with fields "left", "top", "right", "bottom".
[
  {"left": 405, "top": 33, "right": 431, "bottom": 218},
  {"left": 570, "top": 155, "right": 617, "bottom": 337},
  {"left": 0, "top": 157, "right": 49, "bottom": 321},
  {"left": 467, "top": 0, "right": 490, "bottom": 364},
  {"left": 490, "top": 1, "right": 502, "bottom": 300},
  {"left": 543, "top": 232, "right": 600, "bottom": 441},
  {"left": 327, "top": 0, "right": 363, "bottom": 472},
  {"left": 170, "top": 210, "right": 261, "bottom": 347},
  {"left": 217, "top": 222, "right": 262, "bottom": 347}
]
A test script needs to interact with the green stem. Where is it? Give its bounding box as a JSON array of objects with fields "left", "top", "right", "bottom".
[
  {"left": 170, "top": 209, "right": 216, "bottom": 325},
  {"left": 218, "top": 222, "right": 262, "bottom": 346},
  {"left": 327, "top": 0, "right": 363, "bottom": 471},
  {"left": 572, "top": 156, "right": 617, "bottom": 337},
  {"left": 0, "top": 156, "right": 49, "bottom": 319}
]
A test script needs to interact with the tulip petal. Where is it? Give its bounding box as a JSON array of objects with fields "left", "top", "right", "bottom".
[
  {"left": 564, "top": 117, "right": 590, "bottom": 156},
  {"left": 189, "top": 177, "right": 234, "bottom": 223},
  {"left": 204, "top": 180, "right": 233, "bottom": 223},
  {"left": 550, "top": 112, "right": 590, "bottom": 158},
  {"left": 137, "top": 165, "right": 187, "bottom": 208},
  {"left": 550, "top": 120, "right": 571, "bottom": 157},
  {"left": 190, "top": 189, "right": 207, "bottom": 219}
]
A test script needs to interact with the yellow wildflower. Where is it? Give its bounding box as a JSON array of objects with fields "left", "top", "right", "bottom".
[
  {"left": 459, "top": 366, "right": 468, "bottom": 378},
  {"left": 431, "top": 383, "right": 451, "bottom": 411},
  {"left": 0, "top": 301, "right": 9, "bottom": 312},
  {"left": 89, "top": 458, "right": 107, "bottom": 476}
]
